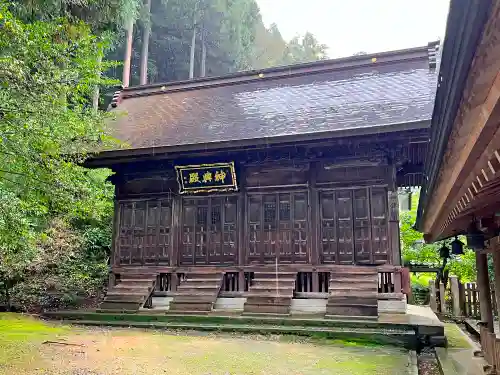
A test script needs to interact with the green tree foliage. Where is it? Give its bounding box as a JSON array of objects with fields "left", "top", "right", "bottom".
[
  {"left": 400, "top": 190, "right": 476, "bottom": 283},
  {"left": 0, "top": 4, "right": 115, "bottom": 309},
  {"left": 106, "top": 0, "right": 328, "bottom": 86}
]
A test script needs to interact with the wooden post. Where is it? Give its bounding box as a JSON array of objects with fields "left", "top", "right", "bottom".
[
  {"left": 170, "top": 272, "right": 178, "bottom": 292},
  {"left": 492, "top": 251, "right": 500, "bottom": 331},
  {"left": 108, "top": 272, "right": 116, "bottom": 289},
  {"left": 388, "top": 191, "right": 400, "bottom": 266},
  {"left": 170, "top": 195, "right": 181, "bottom": 267},
  {"left": 312, "top": 271, "right": 319, "bottom": 293},
  {"left": 309, "top": 162, "right": 319, "bottom": 265},
  {"left": 429, "top": 280, "right": 438, "bottom": 312},
  {"left": 450, "top": 276, "right": 463, "bottom": 317},
  {"left": 476, "top": 251, "right": 495, "bottom": 333},
  {"left": 439, "top": 281, "right": 446, "bottom": 313},
  {"left": 238, "top": 271, "right": 245, "bottom": 293}
]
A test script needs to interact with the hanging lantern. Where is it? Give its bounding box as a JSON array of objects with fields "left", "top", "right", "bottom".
[
  {"left": 451, "top": 236, "right": 464, "bottom": 255},
  {"left": 439, "top": 243, "right": 450, "bottom": 259},
  {"left": 466, "top": 221, "right": 485, "bottom": 251}
]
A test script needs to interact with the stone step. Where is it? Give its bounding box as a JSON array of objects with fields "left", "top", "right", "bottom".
[
  {"left": 114, "top": 284, "right": 152, "bottom": 292},
  {"left": 245, "top": 296, "right": 292, "bottom": 305},
  {"left": 327, "top": 297, "right": 378, "bottom": 306},
  {"left": 328, "top": 291, "right": 377, "bottom": 298},
  {"left": 178, "top": 283, "right": 221, "bottom": 290},
  {"left": 326, "top": 304, "right": 378, "bottom": 317},
  {"left": 171, "top": 296, "right": 216, "bottom": 303},
  {"left": 169, "top": 302, "right": 214, "bottom": 311},
  {"left": 104, "top": 294, "right": 147, "bottom": 302},
  {"left": 243, "top": 302, "right": 290, "bottom": 315},
  {"left": 170, "top": 291, "right": 218, "bottom": 297},
  {"left": 245, "top": 291, "right": 294, "bottom": 298},
  {"left": 99, "top": 301, "right": 142, "bottom": 311},
  {"left": 66, "top": 320, "right": 416, "bottom": 348},
  {"left": 118, "top": 274, "right": 157, "bottom": 279},
  {"left": 119, "top": 279, "right": 156, "bottom": 285}
]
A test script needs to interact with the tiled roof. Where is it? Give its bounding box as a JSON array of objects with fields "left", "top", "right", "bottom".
[{"left": 107, "top": 44, "right": 438, "bottom": 153}]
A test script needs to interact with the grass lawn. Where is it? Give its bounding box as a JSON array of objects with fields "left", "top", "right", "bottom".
[{"left": 0, "top": 313, "right": 412, "bottom": 375}]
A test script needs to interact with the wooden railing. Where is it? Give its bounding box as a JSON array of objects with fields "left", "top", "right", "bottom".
[{"left": 480, "top": 326, "right": 500, "bottom": 372}]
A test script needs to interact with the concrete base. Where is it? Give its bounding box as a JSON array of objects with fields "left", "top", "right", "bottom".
[
  {"left": 379, "top": 298, "right": 407, "bottom": 314},
  {"left": 291, "top": 298, "right": 328, "bottom": 314},
  {"left": 151, "top": 296, "right": 407, "bottom": 314},
  {"left": 214, "top": 298, "right": 245, "bottom": 311},
  {"left": 151, "top": 297, "right": 173, "bottom": 310}
]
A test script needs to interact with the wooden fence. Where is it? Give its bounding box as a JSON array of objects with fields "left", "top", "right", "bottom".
[{"left": 430, "top": 277, "right": 498, "bottom": 318}]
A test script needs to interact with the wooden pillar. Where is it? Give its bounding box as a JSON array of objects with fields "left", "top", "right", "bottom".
[
  {"left": 170, "top": 272, "right": 178, "bottom": 292},
  {"left": 238, "top": 165, "right": 246, "bottom": 268},
  {"left": 492, "top": 252, "right": 500, "bottom": 330},
  {"left": 476, "top": 251, "right": 494, "bottom": 333},
  {"left": 110, "top": 185, "right": 121, "bottom": 270},
  {"left": 309, "top": 161, "right": 319, "bottom": 265},
  {"left": 170, "top": 195, "right": 181, "bottom": 267},
  {"left": 450, "top": 276, "right": 463, "bottom": 317},
  {"left": 387, "top": 164, "right": 400, "bottom": 266}
]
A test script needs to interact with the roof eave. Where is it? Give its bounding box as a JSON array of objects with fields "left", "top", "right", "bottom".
[
  {"left": 85, "top": 119, "right": 431, "bottom": 168},
  {"left": 415, "top": 0, "right": 493, "bottom": 236}
]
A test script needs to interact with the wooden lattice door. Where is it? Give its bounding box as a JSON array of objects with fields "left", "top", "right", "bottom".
[
  {"left": 117, "top": 199, "right": 172, "bottom": 265},
  {"left": 319, "top": 188, "right": 389, "bottom": 265},
  {"left": 180, "top": 196, "right": 237, "bottom": 265},
  {"left": 247, "top": 192, "right": 308, "bottom": 264}
]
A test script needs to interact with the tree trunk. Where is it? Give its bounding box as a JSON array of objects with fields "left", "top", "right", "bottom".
[
  {"left": 92, "top": 52, "right": 102, "bottom": 111},
  {"left": 139, "top": 0, "right": 152, "bottom": 85},
  {"left": 123, "top": 19, "right": 134, "bottom": 87},
  {"left": 189, "top": 7, "right": 197, "bottom": 80},
  {"left": 200, "top": 31, "right": 206, "bottom": 77}
]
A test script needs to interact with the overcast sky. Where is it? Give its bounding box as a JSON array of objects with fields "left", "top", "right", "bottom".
[{"left": 256, "top": 0, "right": 451, "bottom": 58}]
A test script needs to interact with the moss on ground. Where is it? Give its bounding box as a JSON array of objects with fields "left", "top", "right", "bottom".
[
  {"left": 0, "top": 313, "right": 70, "bottom": 373},
  {"left": 444, "top": 323, "right": 473, "bottom": 349},
  {"left": 1, "top": 313, "right": 411, "bottom": 375}
]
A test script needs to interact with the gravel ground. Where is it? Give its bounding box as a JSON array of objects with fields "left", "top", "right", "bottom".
[{"left": 1, "top": 314, "right": 414, "bottom": 375}]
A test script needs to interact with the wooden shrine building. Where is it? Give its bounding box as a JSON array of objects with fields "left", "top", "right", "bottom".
[
  {"left": 87, "top": 43, "right": 439, "bottom": 317},
  {"left": 417, "top": 0, "right": 500, "bottom": 368}
]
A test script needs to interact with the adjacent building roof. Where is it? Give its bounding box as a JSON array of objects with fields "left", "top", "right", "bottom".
[
  {"left": 101, "top": 43, "right": 439, "bottom": 159},
  {"left": 415, "top": 0, "right": 493, "bottom": 236}
]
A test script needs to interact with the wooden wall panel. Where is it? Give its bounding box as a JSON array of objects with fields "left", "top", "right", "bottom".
[
  {"left": 246, "top": 164, "right": 308, "bottom": 187},
  {"left": 316, "top": 165, "right": 388, "bottom": 184}
]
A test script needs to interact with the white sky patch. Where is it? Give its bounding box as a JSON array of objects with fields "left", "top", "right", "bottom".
[{"left": 256, "top": 0, "right": 450, "bottom": 58}]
